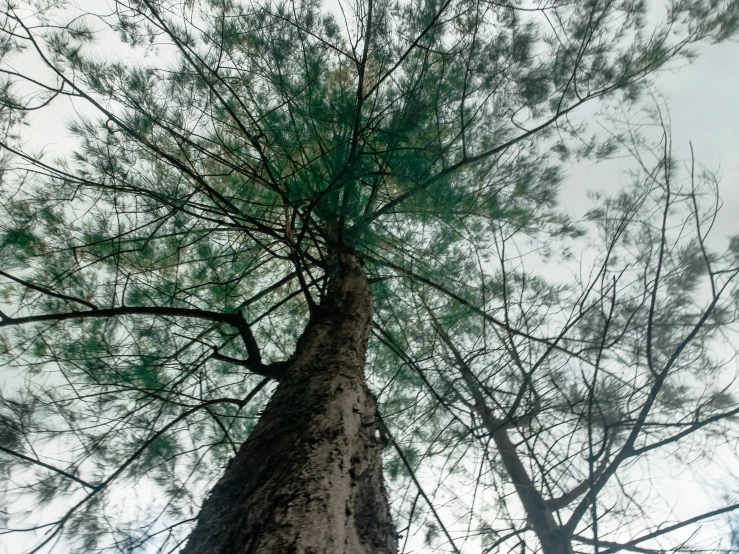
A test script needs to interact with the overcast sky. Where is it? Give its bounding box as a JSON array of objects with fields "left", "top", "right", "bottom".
[{"left": 562, "top": 39, "right": 739, "bottom": 244}]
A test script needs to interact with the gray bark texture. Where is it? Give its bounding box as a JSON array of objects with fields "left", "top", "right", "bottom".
[{"left": 181, "top": 251, "right": 398, "bottom": 554}]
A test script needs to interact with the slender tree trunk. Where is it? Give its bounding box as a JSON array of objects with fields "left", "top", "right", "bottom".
[
  {"left": 492, "top": 429, "right": 573, "bottom": 554},
  {"left": 181, "top": 251, "right": 397, "bottom": 554}
]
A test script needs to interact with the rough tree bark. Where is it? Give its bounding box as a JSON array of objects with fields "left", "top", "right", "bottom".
[{"left": 181, "top": 250, "right": 398, "bottom": 554}]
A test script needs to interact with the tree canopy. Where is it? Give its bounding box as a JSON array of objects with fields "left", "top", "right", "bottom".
[{"left": 1, "top": 0, "right": 738, "bottom": 552}]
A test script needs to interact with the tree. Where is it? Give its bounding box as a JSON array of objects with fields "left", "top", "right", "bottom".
[
  {"left": 384, "top": 104, "right": 739, "bottom": 554},
  {"left": 0, "top": 0, "right": 737, "bottom": 553}
]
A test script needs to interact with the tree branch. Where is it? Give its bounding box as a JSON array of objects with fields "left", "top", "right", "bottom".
[
  {"left": 0, "top": 305, "right": 287, "bottom": 378},
  {"left": 0, "top": 270, "right": 99, "bottom": 310},
  {"left": 593, "top": 502, "right": 739, "bottom": 554},
  {"left": 378, "top": 415, "right": 463, "bottom": 554},
  {"left": 0, "top": 306, "right": 236, "bottom": 328},
  {"left": 0, "top": 445, "right": 98, "bottom": 491}
]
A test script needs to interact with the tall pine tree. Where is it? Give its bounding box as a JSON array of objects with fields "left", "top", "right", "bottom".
[{"left": 1, "top": 1, "right": 738, "bottom": 553}]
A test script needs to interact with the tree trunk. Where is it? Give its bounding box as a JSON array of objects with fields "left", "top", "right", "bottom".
[
  {"left": 492, "top": 429, "right": 574, "bottom": 554},
  {"left": 181, "top": 251, "right": 397, "bottom": 554}
]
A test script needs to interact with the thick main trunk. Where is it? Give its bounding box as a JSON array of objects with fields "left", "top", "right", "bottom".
[{"left": 181, "top": 252, "right": 397, "bottom": 554}]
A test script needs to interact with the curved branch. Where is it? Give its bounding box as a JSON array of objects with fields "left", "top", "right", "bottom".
[
  {"left": 0, "top": 305, "right": 236, "bottom": 328},
  {"left": 0, "top": 305, "right": 288, "bottom": 379},
  {"left": 0, "top": 445, "right": 98, "bottom": 491},
  {"left": 0, "top": 270, "right": 99, "bottom": 311},
  {"left": 575, "top": 502, "right": 739, "bottom": 554}
]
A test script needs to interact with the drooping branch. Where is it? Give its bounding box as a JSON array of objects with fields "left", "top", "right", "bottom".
[
  {"left": 0, "top": 305, "right": 287, "bottom": 379},
  {"left": 0, "top": 445, "right": 99, "bottom": 491},
  {"left": 573, "top": 502, "right": 739, "bottom": 554},
  {"left": 0, "top": 305, "right": 235, "bottom": 328},
  {"left": 378, "top": 415, "right": 463, "bottom": 554},
  {"left": 0, "top": 270, "right": 99, "bottom": 311}
]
